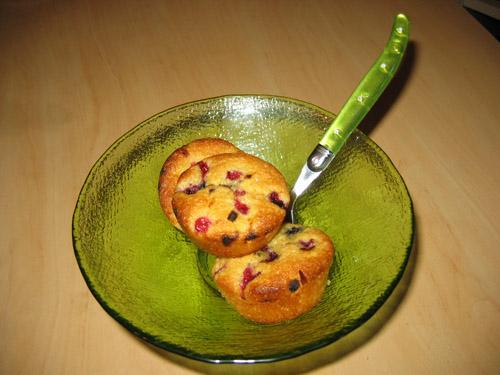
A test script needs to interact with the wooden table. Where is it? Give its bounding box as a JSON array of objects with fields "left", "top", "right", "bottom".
[{"left": 1, "top": 1, "right": 499, "bottom": 373}]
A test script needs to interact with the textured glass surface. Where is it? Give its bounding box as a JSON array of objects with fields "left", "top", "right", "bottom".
[{"left": 72, "top": 95, "right": 414, "bottom": 363}]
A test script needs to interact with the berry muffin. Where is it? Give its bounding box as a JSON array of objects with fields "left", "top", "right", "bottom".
[
  {"left": 211, "top": 224, "right": 334, "bottom": 324},
  {"left": 158, "top": 138, "right": 240, "bottom": 230},
  {"left": 172, "top": 152, "right": 290, "bottom": 257}
]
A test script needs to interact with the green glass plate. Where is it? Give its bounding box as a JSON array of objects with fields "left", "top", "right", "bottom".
[{"left": 72, "top": 95, "right": 414, "bottom": 364}]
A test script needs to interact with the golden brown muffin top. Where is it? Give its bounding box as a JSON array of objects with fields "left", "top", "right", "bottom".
[
  {"left": 212, "top": 224, "right": 334, "bottom": 301},
  {"left": 172, "top": 152, "right": 290, "bottom": 257},
  {"left": 158, "top": 138, "right": 240, "bottom": 230}
]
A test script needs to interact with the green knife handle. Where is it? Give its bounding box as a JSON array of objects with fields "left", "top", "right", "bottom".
[{"left": 319, "top": 14, "right": 410, "bottom": 154}]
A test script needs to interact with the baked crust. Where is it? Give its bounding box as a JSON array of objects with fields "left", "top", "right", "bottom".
[
  {"left": 212, "top": 224, "right": 334, "bottom": 323},
  {"left": 172, "top": 152, "right": 290, "bottom": 257},
  {"left": 158, "top": 138, "right": 240, "bottom": 230}
]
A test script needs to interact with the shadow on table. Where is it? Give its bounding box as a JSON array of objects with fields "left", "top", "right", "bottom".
[{"left": 141, "top": 42, "right": 420, "bottom": 374}]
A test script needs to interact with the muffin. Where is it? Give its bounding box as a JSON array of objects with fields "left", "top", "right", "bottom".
[
  {"left": 158, "top": 138, "right": 240, "bottom": 230},
  {"left": 172, "top": 152, "right": 290, "bottom": 257},
  {"left": 211, "top": 224, "right": 334, "bottom": 324}
]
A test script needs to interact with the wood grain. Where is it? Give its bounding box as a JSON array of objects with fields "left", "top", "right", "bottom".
[{"left": 1, "top": 1, "right": 499, "bottom": 374}]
